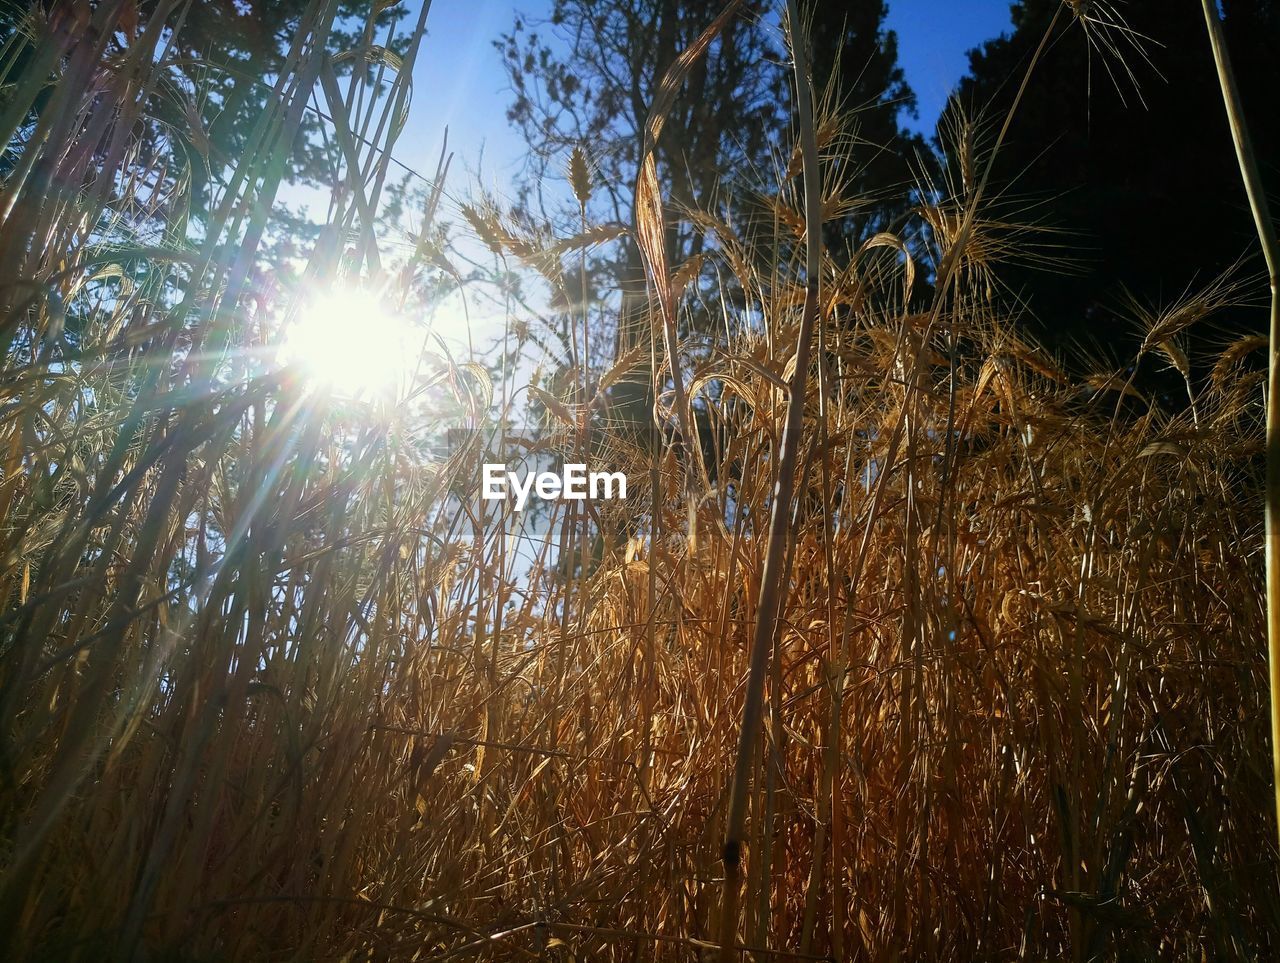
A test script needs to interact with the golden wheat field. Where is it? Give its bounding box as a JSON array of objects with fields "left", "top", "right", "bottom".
[{"left": 1, "top": 0, "right": 1279, "bottom": 960}]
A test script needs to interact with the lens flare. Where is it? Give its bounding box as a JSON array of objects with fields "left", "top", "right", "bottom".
[{"left": 281, "top": 287, "right": 418, "bottom": 398}]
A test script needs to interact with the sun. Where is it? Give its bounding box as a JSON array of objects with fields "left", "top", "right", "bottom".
[{"left": 281, "top": 287, "right": 421, "bottom": 398}]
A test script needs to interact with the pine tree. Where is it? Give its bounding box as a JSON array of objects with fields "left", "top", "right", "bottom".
[
  {"left": 498, "top": 0, "right": 922, "bottom": 440},
  {"left": 499, "top": 0, "right": 921, "bottom": 262},
  {"left": 946, "top": 0, "right": 1280, "bottom": 379}
]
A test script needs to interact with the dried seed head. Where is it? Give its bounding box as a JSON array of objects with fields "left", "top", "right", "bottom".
[
  {"left": 568, "top": 145, "right": 593, "bottom": 206},
  {"left": 461, "top": 201, "right": 506, "bottom": 255},
  {"left": 1156, "top": 338, "right": 1191, "bottom": 381}
]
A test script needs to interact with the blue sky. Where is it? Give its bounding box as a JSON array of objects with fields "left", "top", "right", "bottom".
[
  {"left": 883, "top": 0, "right": 1016, "bottom": 131},
  {"left": 400, "top": 0, "right": 1017, "bottom": 197}
]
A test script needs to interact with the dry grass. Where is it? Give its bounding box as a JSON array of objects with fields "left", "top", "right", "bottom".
[{"left": 0, "top": 2, "right": 1277, "bottom": 960}]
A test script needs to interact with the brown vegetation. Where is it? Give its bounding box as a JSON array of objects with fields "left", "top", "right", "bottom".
[{"left": 0, "top": 1, "right": 1276, "bottom": 959}]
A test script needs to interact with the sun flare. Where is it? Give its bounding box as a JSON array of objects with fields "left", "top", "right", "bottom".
[{"left": 281, "top": 287, "right": 420, "bottom": 398}]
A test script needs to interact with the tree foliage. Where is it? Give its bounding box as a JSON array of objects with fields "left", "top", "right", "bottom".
[
  {"left": 947, "top": 0, "right": 1280, "bottom": 375},
  {"left": 498, "top": 0, "right": 922, "bottom": 262}
]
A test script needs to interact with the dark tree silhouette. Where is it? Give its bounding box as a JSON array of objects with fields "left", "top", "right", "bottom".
[
  {"left": 945, "top": 0, "right": 1280, "bottom": 382},
  {"left": 800, "top": 0, "right": 924, "bottom": 249}
]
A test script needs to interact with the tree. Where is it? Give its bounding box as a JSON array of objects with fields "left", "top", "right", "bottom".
[
  {"left": 498, "top": 0, "right": 921, "bottom": 295},
  {"left": 946, "top": 0, "right": 1280, "bottom": 386},
  {"left": 498, "top": 0, "right": 785, "bottom": 371},
  {"left": 497, "top": 0, "right": 923, "bottom": 440},
  {"left": 801, "top": 1, "right": 924, "bottom": 249},
  {"left": 501, "top": 1, "right": 777, "bottom": 234}
]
